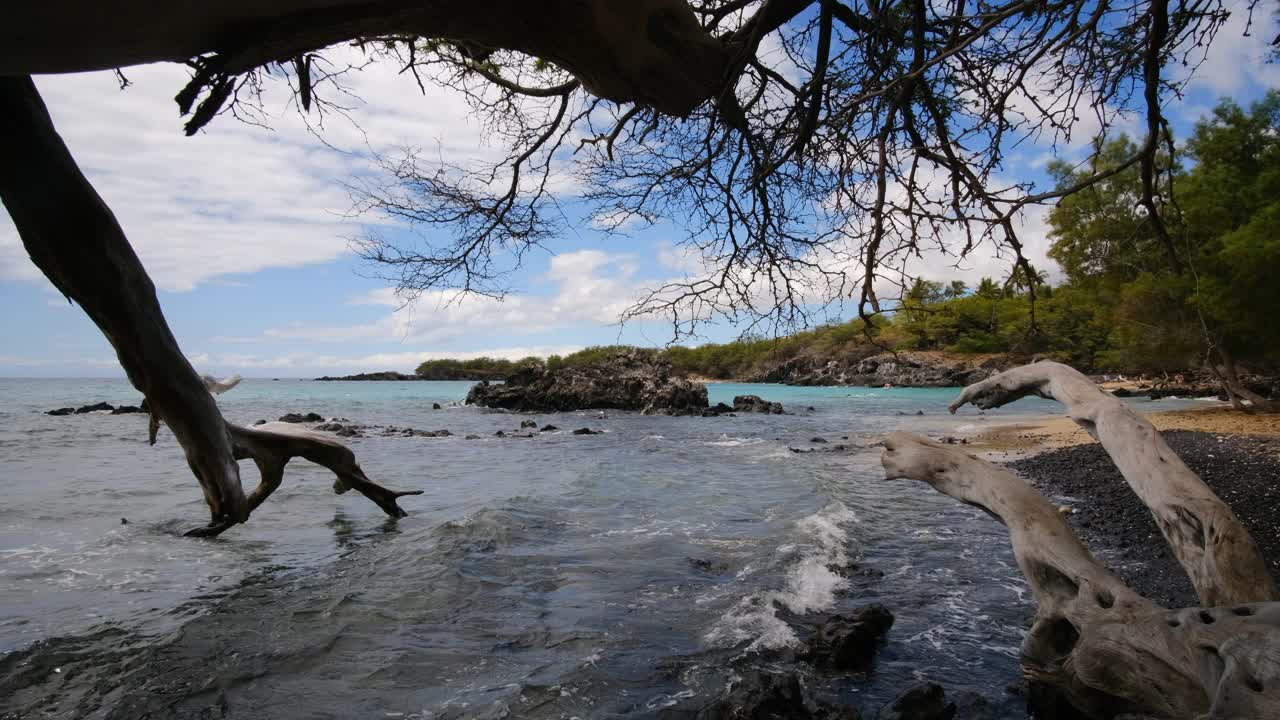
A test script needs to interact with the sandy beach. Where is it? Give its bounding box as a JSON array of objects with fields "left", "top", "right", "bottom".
[{"left": 972, "top": 403, "right": 1280, "bottom": 456}]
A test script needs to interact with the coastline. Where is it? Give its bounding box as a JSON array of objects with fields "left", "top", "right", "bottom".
[
  {"left": 966, "top": 404, "right": 1280, "bottom": 608},
  {"left": 970, "top": 403, "right": 1280, "bottom": 458}
]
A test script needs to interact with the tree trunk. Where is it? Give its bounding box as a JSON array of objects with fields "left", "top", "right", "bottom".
[
  {"left": 0, "top": 76, "right": 420, "bottom": 535},
  {"left": 1214, "top": 346, "right": 1277, "bottom": 412},
  {"left": 883, "top": 361, "right": 1280, "bottom": 718},
  {"left": 0, "top": 75, "right": 249, "bottom": 526}
]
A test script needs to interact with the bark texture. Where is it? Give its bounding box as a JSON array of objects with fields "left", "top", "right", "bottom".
[
  {"left": 0, "top": 0, "right": 731, "bottom": 115},
  {"left": 882, "top": 361, "right": 1280, "bottom": 718},
  {"left": 0, "top": 75, "right": 419, "bottom": 535}
]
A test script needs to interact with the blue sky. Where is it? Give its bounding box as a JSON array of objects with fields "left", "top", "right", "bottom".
[{"left": 1, "top": 3, "right": 1277, "bottom": 377}]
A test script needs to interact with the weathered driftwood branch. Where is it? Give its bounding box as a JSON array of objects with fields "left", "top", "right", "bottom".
[
  {"left": 188, "top": 422, "right": 424, "bottom": 538},
  {"left": 0, "top": 76, "right": 419, "bottom": 536},
  {"left": 950, "top": 361, "right": 1276, "bottom": 607},
  {"left": 882, "top": 362, "right": 1280, "bottom": 718}
]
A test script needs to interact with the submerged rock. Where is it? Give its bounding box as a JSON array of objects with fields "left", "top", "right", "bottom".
[
  {"left": 520, "top": 419, "right": 538, "bottom": 429},
  {"left": 686, "top": 557, "right": 730, "bottom": 574},
  {"left": 733, "top": 395, "right": 785, "bottom": 414},
  {"left": 572, "top": 427, "right": 600, "bottom": 435},
  {"left": 45, "top": 407, "right": 74, "bottom": 416},
  {"left": 465, "top": 351, "right": 708, "bottom": 413},
  {"left": 662, "top": 670, "right": 860, "bottom": 719},
  {"left": 110, "top": 405, "right": 143, "bottom": 414},
  {"left": 805, "top": 604, "right": 894, "bottom": 671},
  {"left": 540, "top": 424, "right": 559, "bottom": 432},
  {"left": 877, "top": 683, "right": 955, "bottom": 720}
]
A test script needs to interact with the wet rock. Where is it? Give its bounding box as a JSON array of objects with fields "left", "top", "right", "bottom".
[
  {"left": 75, "top": 402, "right": 114, "bottom": 414},
  {"left": 494, "top": 430, "right": 507, "bottom": 437},
  {"left": 520, "top": 419, "right": 538, "bottom": 429},
  {"left": 540, "top": 424, "right": 558, "bottom": 432},
  {"left": 811, "top": 437, "right": 828, "bottom": 443},
  {"left": 279, "top": 412, "right": 324, "bottom": 423},
  {"left": 466, "top": 350, "right": 708, "bottom": 413},
  {"left": 572, "top": 427, "right": 600, "bottom": 435},
  {"left": 733, "top": 394, "right": 785, "bottom": 414},
  {"left": 110, "top": 405, "right": 143, "bottom": 414},
  {"left": 432, "top": 402, "right": 442, "bottom": 410},
  {"left": 805, "top": 604, "right": 894, "bottom": 671},
  {"left": 686, "top": 557, "right": 730, "bottom": 574},
  {"left": 877, "top": 683, "right": 955, "bottom": 720},
  {"left": 663, "top": 670, "right": 860, "bottom": 719},
  {"left": 46, "top": 407, "right": 74, "bottom": 416},
  {"left": 316, "top": 422, "right": 364, "bottom": 438}
]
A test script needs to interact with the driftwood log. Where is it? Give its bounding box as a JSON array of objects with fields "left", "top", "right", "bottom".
[
  {"left": 0, "top": 76, "right": 420, "bottom": 537},
  {"left": 882, "top": 361, "right": 1279, "bottom": 719}
]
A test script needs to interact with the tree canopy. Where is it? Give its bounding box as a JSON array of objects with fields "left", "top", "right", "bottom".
[{"left": 7, "top": 0, "right": 1271, "bottom": 339}]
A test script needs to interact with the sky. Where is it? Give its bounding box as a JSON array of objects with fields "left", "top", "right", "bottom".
[{"left": 1, "top": 3, "right": 1277, "bottom": 377}]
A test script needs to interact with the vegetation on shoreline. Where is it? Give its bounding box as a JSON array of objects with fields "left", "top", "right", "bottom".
[{"left": 401, "top": 94, "right": 1279, "bottom": 387}]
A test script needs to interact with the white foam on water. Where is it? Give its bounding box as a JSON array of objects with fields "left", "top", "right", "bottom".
[
  {"left": 704, "top": 435, "right": 765, "bottom": 448},
  {"left": 703, "top": 502, "right": 859, "bottom": 652}
]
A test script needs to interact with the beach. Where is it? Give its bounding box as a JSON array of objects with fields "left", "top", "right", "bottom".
[{"left": 976, "top": 405, "right": 1280, "bottom": 609}]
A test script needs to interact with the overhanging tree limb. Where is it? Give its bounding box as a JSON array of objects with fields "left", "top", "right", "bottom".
[{"left": 0, "top": 75, "right": 421, "bottom": 535}]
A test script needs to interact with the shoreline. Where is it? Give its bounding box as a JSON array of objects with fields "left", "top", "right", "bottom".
[
  {"left": 969, "top": 404, "right": 1280, "bottom": 458},
  {"left": 1007, "top": 430, "right": 1280, "bottom": 607}
]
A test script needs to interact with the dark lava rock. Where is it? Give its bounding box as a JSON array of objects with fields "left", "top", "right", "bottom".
[
  {"left": 686, "top": 557, "right": 730, "bottom": 574},
  {"left": 279, "top": 412, "right": 324, "bottom": 423},
  {"left": 1009, "top": 430, "right": 1280, "bottom": 607},
  {"left": 110, "top": 405, "right": 143, "bottom": 415},
  {"left": 465, "top": 351, "right": 708, "bottom": 413},
  {"left": 877, "top": 683, "right": 954, "bottom": 720},
  {"left": 46, "top": 407, "right": 74, "bottom": 416},
  {"left": 811, "top": 437, "right": 828, "bottom": 444},
  {"left": 702, "top": 402, "right": 736, "bottom": 417},
  {"left": 733, "top": 395, "right": 785, "bottom": 414},
  {"left": 572, "top": 427, "right": 600, "bottom": 435},
  {"left": 316, "top": 422, "right": 363, "bottom": 438},
  {"left": 494, "top": 430, "right": 507, "bottom": 437},
  {"left": 520, "top": 419, "right": 538, "bottom": 429},
  {"left": 314, "top": 371, "right": 421, "bottom": 381},
  {"left": 746, "top": 351, "right": 1025, "bottom": 388},
  {"left": 805, "top": 603, "right": 894, "bottom": 671},
  {"left": 74, "top": 402, "right": 114, "bottom": 414},
  {"left": 540, "top": 424, "right": 558, "bottom": 432},
  {"left": 432, "top": 402, "right": 442, "bottom": 410},
  {"left": 661, "top": 670, "right": 859, "bottom": 720}
]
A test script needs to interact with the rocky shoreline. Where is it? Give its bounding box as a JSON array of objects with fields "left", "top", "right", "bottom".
[{"left": 1008, "top": 430, "right": 1280, "bottom": 607}]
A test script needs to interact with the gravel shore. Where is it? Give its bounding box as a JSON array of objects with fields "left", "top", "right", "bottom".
[{"left": 1007, "top": 430, "right": 1280, "bottom": 607}]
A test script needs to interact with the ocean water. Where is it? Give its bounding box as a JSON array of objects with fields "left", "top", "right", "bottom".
[{"left": 0, "top": 378, "right": 1189, "bottom": 718}]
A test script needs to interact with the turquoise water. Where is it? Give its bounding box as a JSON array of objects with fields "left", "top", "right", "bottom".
[{"left": 0, "top": 378, "right": 1193, "bottom": 718}]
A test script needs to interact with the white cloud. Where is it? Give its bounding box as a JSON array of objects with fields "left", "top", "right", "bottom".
[
  {"left": 186, "top": 345, "right": 583, "bottom": 374},
  {"left": 0, "top": 48, "right": 493, "bottom": 292},
  {"left": 257, "top": 249, "right": 640, "bottom": 343},
  {"left": 1180, "top": 3, "right": 1280, "bottom": 97}
]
